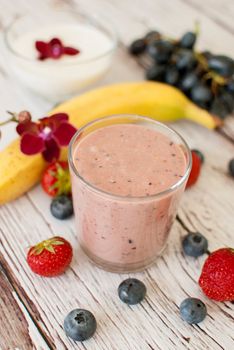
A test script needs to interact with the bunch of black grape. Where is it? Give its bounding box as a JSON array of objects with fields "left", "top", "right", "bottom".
[{"left": 129, "top": 30, "right": 234, "bottom": 119}]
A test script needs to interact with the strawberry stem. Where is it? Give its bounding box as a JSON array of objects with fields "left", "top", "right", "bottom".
[{"left": 30, "top": 237, "right": 64, "bottom": 256}]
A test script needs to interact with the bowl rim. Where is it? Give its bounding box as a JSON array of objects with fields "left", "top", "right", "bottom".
[
  {"left": 3, "top": 10, "right": 118, "bottom": 66},
  {"left": 68, "top": 114, "right": 192, "bottom": 202}
]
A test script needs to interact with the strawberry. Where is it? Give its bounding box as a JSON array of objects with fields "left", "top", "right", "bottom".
[
  {"left": 27, "top": 236, "right": 73, "bottom": 277},
  {"left": 186, "top": 150, "right": 201, "bottom": 188},
  {"left": 199, "top": 248, "right": 234, "bottom": 301},
  {"left": 41, "top": 161, "right": 71, "bottom": 197}
]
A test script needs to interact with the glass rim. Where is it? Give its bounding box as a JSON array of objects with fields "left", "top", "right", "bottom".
[
  {"left": 3, "top": 10, "right": 118, "bottom": 66},
  {"left": 68, "top": 114, "right": 192, "bottom": 201}
]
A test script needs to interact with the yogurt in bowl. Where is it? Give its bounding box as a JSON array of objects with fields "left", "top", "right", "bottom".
[{"left": 4, "top": 11, "right": 117, "bottom": 101}]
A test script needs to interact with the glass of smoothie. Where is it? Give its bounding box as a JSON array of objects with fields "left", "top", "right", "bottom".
[{"left": 69, "top": 115, "right": 191, "bottom": 273}]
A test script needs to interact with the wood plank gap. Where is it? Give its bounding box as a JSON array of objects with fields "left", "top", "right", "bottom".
[
  {"left": 216, "top": 127, "right": 234, "bottom": 145},
  {"left": 196, "top": 324, "right": 225, "bottom": 350},
  {"left": 176, "top": 214, "right": 190, "bottom": 232}
]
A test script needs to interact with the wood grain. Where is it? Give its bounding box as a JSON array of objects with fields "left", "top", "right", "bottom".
[
  {"left": 0, "top": 0, "right": 234, "bottom": 349},
  {"left": 0, "top": 261, "right": 49, "bottom": 350}
]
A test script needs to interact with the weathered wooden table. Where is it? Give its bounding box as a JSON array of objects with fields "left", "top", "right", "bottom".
[{"left": 0, "top": 0, "right": 233, "bottom": 349}]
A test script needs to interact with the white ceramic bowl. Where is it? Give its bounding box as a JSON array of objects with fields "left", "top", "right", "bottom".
[{"left": 4, "top": 10, "right": 117, "bottom": 101}]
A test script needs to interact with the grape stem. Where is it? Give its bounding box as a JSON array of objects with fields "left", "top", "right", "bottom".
[{"left": 194, "top": 21, "right": 200, "bottom": 37}]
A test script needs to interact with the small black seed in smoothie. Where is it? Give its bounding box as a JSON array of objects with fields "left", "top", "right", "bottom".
[
  {"left": 171, "top": 153, "right": 176, "bottom": 157},
  {"left": 132, "top": 247, "right": 136, "bottom": 250},
  {"left": 148, "top": 182, "right": 152, "bottom": 185},
  {"left": 170, "top": 142, "right": 174, "bottom": 146},
  {"left": 128, "top": 239, "right": 133, "bottom": 244}
]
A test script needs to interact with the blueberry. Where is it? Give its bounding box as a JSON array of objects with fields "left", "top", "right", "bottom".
[
  {"left": 180, "top": 32, "right": 196, "bottom": 49},
  {"left": 64, "top": 309, "right": 97, "bottom": 342},
  {"left": 228, "top": 159, "right": 234, "bottom": 177},
  {"left": 148, "top": 40, "right": 174, "bottom": 64},
  {"left": 118, "top": 278, "right": 146, "bottom": 305},
  {"left": 191, "top": 84, "right": 213, "bottom": 106},
  {"left": 129, "top": 39, "right": 146, "bottom": 55},
  {"left": 180, "top": 298, "right": 207, "bottom": 324},
  {"left": 144, "top": 30, "right": 161, "bottom": 43},
  {"left": 219, "top": 91, "right": 234, "bottom": 113},
  {"left": 50, "top": 195, "right": 73, "bottom": 220},
  {"left": 201, "top": 51, "right": 212, "bottom": 60},
  {"left": 208, "top": 55, "right": 234, "bottom": 77},
  {"left": 145, "top": 64, "right": 166, "bottom": 81},
  {"left": 165, "top": 66, "right": 180, "bottom": 85},
  {"left": 179, "top": 72, "right": 198, "bottom": 93},
  {"left": 226, "top": 79, "right": 234, "bottom": 94},
  {"left": 210, "top": 97, "right": 230, "bottom": 119},
  {"left": 191, "top": 149, "right": 204, "bottom": 164},
  {"left": 182, "top": 232, "right": 208, "bottom": 257},
  {"left": 175, "top": 49, "right": 197, "bottom": 71}
]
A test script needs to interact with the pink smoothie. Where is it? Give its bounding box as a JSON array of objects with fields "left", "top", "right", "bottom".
[{"left": 71, "top": 123, "right": 188, "bottom": 271}]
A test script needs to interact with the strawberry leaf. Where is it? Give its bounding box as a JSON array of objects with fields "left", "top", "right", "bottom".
[
  {"left": 52, "top": 240, "right": 65, "bottom": 246},
  {"left": 45, "top": 245, "right": 55, "bottom": 254},
  {"left": 30, "top": 246, "right": 44, "bottom": 256}
]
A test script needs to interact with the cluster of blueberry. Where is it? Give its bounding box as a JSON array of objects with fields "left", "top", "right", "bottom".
[{"left": 129, "top": 30, "right": 234, "bottom": 119}]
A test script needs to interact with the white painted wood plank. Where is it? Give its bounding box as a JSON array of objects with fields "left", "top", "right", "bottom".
[
  {"left": 0, "top": 199, "right": 233, "bottom": 350},
  {"left": 0, "top": 0, "right": 234, "bottom": 349}
]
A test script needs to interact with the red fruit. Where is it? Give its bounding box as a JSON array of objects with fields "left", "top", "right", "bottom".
[
  {"left": 27, "top": 236, "right": 73, "bottom": 277},
  {"left": 199, "top": 248, "right": 234, "bottom": 301},
  {"left": 186, "top": 151, "right": 201, "bottom": 188},
  {"left": 41, "top": 161, "right": 71, "bottom": 197}
]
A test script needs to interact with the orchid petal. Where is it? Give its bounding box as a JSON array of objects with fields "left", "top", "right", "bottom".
[
  {"left": 35, "top": 41, "right": 49, "bottom": 53},
  {"left": 50, "top": 38, "right": 62, "bottom": 46},
  {"left": 16, "top": 121, "right": 39, "bottom": 136},
  {"left": 20, "top": 133, "right": 45, "bottom": 155},
  {"left": 49, "top": 113, "right": 69, "bottom": 125},
  {"left": 64, "top": 47, "right": 80, "bottom": 55},
  {"left": 53, "top": 122, "right": 77, "bottom": 146},
  {"left": 39, "top": 114, "right": 69, "bottom": 132},
  {"left": 42, "top": 137, "right": 60, "bottom": 162}
]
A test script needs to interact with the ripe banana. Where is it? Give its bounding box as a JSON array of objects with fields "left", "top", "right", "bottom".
[{"left": 0, "top": 81, "right": 219, "bottom": 205}]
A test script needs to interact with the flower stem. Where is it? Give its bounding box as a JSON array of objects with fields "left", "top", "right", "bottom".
[
  {"left": 0, "top": 111, "right": 18, "bottom": 126},
  {"left": 0, "top": 118, "right": 15, "bottom": 126}
]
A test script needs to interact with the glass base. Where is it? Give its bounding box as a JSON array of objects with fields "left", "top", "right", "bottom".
[{"left": 80, "top": 243, "right": 167, "bottom": 273}]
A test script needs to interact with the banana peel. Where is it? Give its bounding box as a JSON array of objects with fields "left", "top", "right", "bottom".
[{"left": 0, "top": 81, "right": 220, "bottom": 205}]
